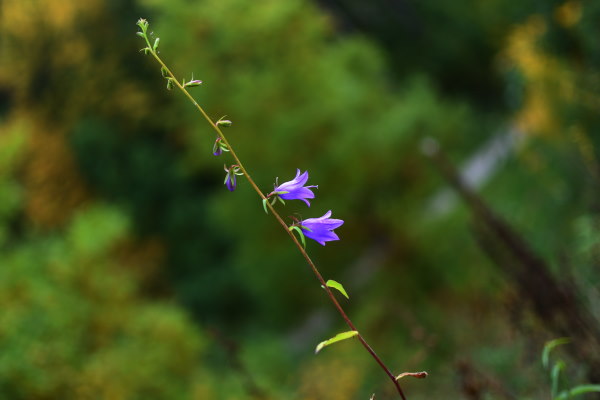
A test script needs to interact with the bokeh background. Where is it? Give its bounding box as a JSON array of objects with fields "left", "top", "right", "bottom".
[{"left": 1, "top": 0, "right": 600, "bottom": 399}]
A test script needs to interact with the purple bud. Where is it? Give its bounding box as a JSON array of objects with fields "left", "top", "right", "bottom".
[
  {"left": 224, "top": 165, "right": 242, "bottom": 192},
  {"left": 225, "top": 172, "right": 236, "bottom": 191},
  {"left": 213, "top": 138, "right": 223, "bottom": 156}
]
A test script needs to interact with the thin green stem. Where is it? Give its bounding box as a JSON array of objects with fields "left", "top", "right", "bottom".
[{"left": 140, "top": 30, "right": 406, "bottom": 400}]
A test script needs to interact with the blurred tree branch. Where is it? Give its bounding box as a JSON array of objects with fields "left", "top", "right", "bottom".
[{"left": 424, "top": 138, "right": 600, "bottom": 384}]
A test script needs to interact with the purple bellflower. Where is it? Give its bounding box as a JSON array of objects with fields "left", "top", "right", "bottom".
[
  {"left": 299, "top": 210, "right": 344, "bottom": 246},
  {"left": 269, "top": 169, "right": 318, "bottom": 206}
]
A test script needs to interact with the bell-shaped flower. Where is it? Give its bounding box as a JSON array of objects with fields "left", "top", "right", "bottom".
[
  {"left": 269, "top": 169, "right": 317, "bottom": 206},
  {"left": 299, "top": 210, "right": 344, "bottom": 246}
]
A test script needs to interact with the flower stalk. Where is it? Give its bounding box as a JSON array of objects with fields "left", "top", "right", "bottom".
[{"left": 136, "top": 18, "right": 413, "bottom": 399}]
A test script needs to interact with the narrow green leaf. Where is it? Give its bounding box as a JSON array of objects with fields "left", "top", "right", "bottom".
[
  {"left": 551, "top": 360, "right": 566, "bottom": 398},
  {"left": 557, "top": 385, "right": 600, "bottom": 400},
  {"left": 136, "top": 31, "right": 145, "bottom": 38},
  {"left": 262, "top": 199, "right": 268, "bottom": 214},
  {"left": 326, "top": 279, "right": 349, "bottom": 299},
  {"left": 567, "top": 385, "right": 600, "bottom": 398},
  {"left": 290, "top": 226, "right": 306, "bottom": 248},
  {"left": 153, "top": 38, "right": 160, "bottom": 51},
  {"left": 315, "top": 330, "right": 358, "bottom": 354},
  {"left": 542, "top": 338, "right": 570, "bottom": 369}
]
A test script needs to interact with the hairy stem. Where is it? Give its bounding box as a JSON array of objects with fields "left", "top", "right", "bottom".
[{"left": 141, "top": 31, "right": 406, "bottom": 400}]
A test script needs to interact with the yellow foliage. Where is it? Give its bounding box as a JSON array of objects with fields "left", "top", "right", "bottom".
[
  {"left": 555, "top": 1, "right": 582, "bottom": 28},
  {"left": 23, "top": 119, "right": 89, "bottom": 229},
  {"left": 1, "top": 0, "right": 102, "bottom": 35},
  {"left": 0, "top": 0, "right": 153, "bottom": 127},
  {"left": 0, "top": 0, "right": 97, "bottom": 104},
  {"left": 299, "top": 357, "right": 363, "bottom": 400},
  {"left": 502, "top": 4, "right": 600, "bottom": 138},
  {"left": 503, "top": 16, "right": 563, "bottom": 137}
]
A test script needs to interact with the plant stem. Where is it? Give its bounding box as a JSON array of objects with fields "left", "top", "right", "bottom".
[{"left": 143, "top": 36, "right": 406, "bottom": 400}]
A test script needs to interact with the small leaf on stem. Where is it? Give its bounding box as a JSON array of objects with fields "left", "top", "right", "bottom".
[
  {"left": 551, "top": 360, "right": 566, "bottom": 398},
  {"left": 289, "top": 225, "right": 306, "bottom": 248},
  {"left": 326, "top": 279, "right": 349, "bottom": 299},
  {"left": 395, "top": 371, "right": 428, "bottom": 381},
  {"left": 315, "top": 330, "right": 358, "bottom": 354}
]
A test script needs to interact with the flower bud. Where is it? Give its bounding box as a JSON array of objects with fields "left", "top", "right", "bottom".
[
  {"left": 217, "top": 119, "right": 232, "bottom": 128},
  {"left": 213, "top": 138, "right": 223, "bottom": 156},
  {"left": 212, "top": 137, "right": 229, "bottom": 156},
  {"left": 224, "top": 165, "right": 243, "bottom": 191},
  {"left": 184, "top": 79, "right": 203, "bottom": 88},
  {"left": 136, "top": 18, "right": 149, "bottom": 33},
  {"left": 225, "top": 170, "right": 237, "bottom": 191}
]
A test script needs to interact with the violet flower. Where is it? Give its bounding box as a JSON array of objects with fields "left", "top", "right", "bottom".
[
  {"left": 300, "top": 210, "right": 344, "bottom": 246},
  {"left": 270, "top": 169, "right": 317, "bottom": 206},
  {"left": 225, "top": 172, "right": 236, "bottom": 191},
  {"left": 224, "top": 165, "right": 242, "bottom": 191}
]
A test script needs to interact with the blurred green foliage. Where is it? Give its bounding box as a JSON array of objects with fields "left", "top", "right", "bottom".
[
  {"left": 0, "top": 126, "right": 207, "bottom": 399},
  {"left": 1, "top": 0, "right": 600, "bottom": 398}
]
